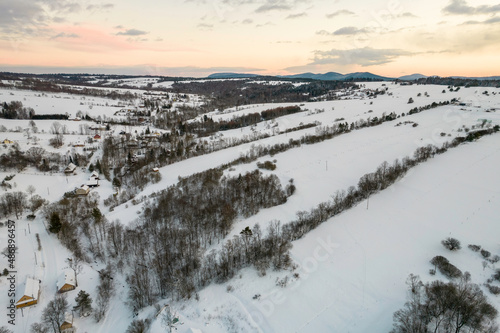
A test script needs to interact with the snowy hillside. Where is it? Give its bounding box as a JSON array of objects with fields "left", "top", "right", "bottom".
[{"left": 0, "top": 81, "right": 499, "bottom": 333}]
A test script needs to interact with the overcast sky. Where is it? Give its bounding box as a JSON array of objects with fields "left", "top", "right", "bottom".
[{"left": 0, "top": 0, "right": 499, "bottom": 77}]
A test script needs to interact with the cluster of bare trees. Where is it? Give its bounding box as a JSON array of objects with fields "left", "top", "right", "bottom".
[
  {"left": 0, "top": 192, "right": 27, "bottom": 219},
  {"left": 0, "top": 144, "right": 88, "bottom": 173},
  {"left": 186, "top": 105, "right": 303, "bottom": 137},
  {"left": 43, "top": 192, "right": 105, "bottom": 260},
  {"left": 391, "top": 274, "right": 498, "bottom": 333},
  {"left": 1, "top": 101, "right": 35, "bottom": 119},
  {"left": 43, "top": 165, "right": 291, "bottom": 314}
]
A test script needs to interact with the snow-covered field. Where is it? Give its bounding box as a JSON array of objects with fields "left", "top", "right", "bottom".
[
  {"left": 0, "top": 82, "right": 499, "bottom": 332},
  {"left": 160, "top": 132, "right": 500, "bottom": 333},
  {"left": 0, "top": 88, "right": 130, "bottom": 119}
]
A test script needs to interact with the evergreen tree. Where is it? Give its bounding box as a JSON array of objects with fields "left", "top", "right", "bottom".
[
  {"left": 48, "top": 212, "right": 62, "bottom": 234},
  {"left": 95, "top": 160, "right": 102, "bottom": 173},
  {"left": 112, "top": 177, "right": 122, "bottom": 188},
  {"left": 73, "top": 290, "right": 93, "bottom": 317}
]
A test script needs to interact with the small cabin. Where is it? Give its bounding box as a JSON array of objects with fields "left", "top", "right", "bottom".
[
  {"left": 93, "top": 134, "right": 101, "bottom": 140},
  {"left": 73, "top": 141, "right": 85, "bottom": 148},
  {"left": 16, "top": 278, "right": 40, "bottom": 308},
  {"left": 64, "top": 163, "right": 77, "bottom": 174},
  {"left": 85, "top": 179, "right": 99, "bottom": 188},
  {"left": 90, "top": 171, "right": 100, "bottom": 180},
  {"left": 127, "top": 139, "right": 139, "bottom": 148},
  {"left": 57, "top": 270, "right": 76, "bottom": 293},
  {"left": 3, "top": 139, "right": 14, "bottom": 145},
  {"left": 75, "top": 185, "right": 90, "bottom": 196},
  {"left": 61, "top": 312, "right": 75, "bottom": 332},
  {"left": 152, "top": 167, "right": 159, "bottom": 173}
]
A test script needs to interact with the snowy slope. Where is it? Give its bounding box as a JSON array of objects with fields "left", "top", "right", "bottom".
[
  {"left": 0, "top": 82, "right": 499, "bottom": 332},
  {"left": 147, "top": 133, "right": 500, "bottom": 333}
]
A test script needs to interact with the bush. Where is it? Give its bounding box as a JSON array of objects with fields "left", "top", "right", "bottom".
[
  {"left": 493, "top": 269, "right": 500, "bottom": 283},
  {"left": 488, "top": 255, "right": 500, "bottom": 264},
  {"left": 430, "top": 255, "right": 462, "bottom": 279},
  {"left": 481, "top": 249, "right": 491, "bottom": 258},
  {"left": 468, "top": 244, "right": 481, "bottom": 252},
  {"left": 391, "top": 275, "right": 498, "bottom": 333},
  {"left": 441, "top": 237, "right": 461, "bottom": 251},
  {"left": 485, "top": 283, "right": 500, "bottom": 295},
  {"left": 257, "top": 160, "right": 276, "bottom": 171}
]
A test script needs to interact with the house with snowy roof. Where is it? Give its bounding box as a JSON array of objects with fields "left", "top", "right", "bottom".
[
  {"left": 72, "top": 141, "right": 85, "bottom": 147},
  {"left": 85, "top": 179, "right": 99, "bottom": 188},
  {"left": 61, "top": 312, "right": 75, "bottom": 332},
  {"left": 75, "top": 185, "right": 90, "bottom": 196},
  {"left": 57, "top": 269, "right": 76, "bottom": 293},
  {"left": 90, "top": 171, "right": 100, "bottom": 180},
  {"left": 64, "top": 163, "right": 77, "bottom": 174},
  {"left": 16, "top": 277, "right": 40, "bottom": 308}
]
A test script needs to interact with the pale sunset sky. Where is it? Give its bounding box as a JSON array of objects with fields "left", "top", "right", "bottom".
[{"left": 1, "top": 0, "right": 499, "bottom": 77}]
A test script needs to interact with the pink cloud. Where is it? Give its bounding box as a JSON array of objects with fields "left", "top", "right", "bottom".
[{"left": 47, "top": 25, "right": 195, "bottom": 53}]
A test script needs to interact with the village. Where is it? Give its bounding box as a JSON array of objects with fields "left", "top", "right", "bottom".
[{"left": 0, "top": 77, "right": 499, "bottom": 333}]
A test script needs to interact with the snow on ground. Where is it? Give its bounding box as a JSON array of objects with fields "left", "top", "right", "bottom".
[
  {"left": 0, "top": 88, "right": 130, "bottom": 119},
  {"left": 191, "top": 83, "right": 499, "bottom": 145},
  {"left": 149, "top": 132, "right": 500, "bottom": 333},
  {"left": 110, "top": 91, "right": 500, "bottom": 229},
  {"left": 246, "top": 80, "right": 307, "bottom": 87},
  {"left": 0, "top": 83, "right": 499, "bottom": 332}
]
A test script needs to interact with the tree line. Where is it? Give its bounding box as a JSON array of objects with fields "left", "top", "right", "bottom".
[
  {"left": 186, "top": 105, "right": 302, "bottom": 137},
  {"left": 170, "top": 79, "right": 358, "bottom": 111}
]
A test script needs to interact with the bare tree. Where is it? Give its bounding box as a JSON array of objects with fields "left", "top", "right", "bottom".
[
  {"left": 50, "top": 122, "right": 62, "bottom": 135},
  {"left": 26, "top": 185, "right": 36, "bottom": 199},
  {"left": 161, "top": 306, "right": 178, "bottom": 333},
  {"left": 66, "top": 256, "right": 83, "bottom": 287},
  {"left": 30, "top": 323, "right": 48, "bottom": 333},
  {"left": 41, "top": 294, "right": 68, "bottom": 333}
]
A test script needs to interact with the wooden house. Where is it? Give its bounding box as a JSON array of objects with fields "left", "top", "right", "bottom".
[
  {"left": 61, "top": 312, "right": 75, "bottom": 332},
  {"left": 57, "top": 270, "right": 76, "bottom": 293},
  {"left": 16, "top": 278, "right": 40, "bottom": 308},
  {"left": 93, "top": 134, "right": 101, "bottom": 140},
  {"left": 64, "top": 163, "right": 77, "bottom": 174},
  {"left": 127, "top": 139, "right": 139, "bottom": 148},
  {"left": 75, "top": 185, "right": 90, "bottom": 196},
  {"left": 73, "top": 141, "right": 85, "bottom": 148},
  {"left": 85, "top": 179, "right": 99, "bottom": 188},
  {"left": 90, "top": 171, "right": 100, "bottom": 180},
  {"left": 3, "top": 139, "right": 14, "bottom": 144}
]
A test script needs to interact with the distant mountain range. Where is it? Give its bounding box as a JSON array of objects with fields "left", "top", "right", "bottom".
[
  {"left": 208, "top": 71, "right": 394, "bottom": 81},
  {"left": 398, "top": 73, "right": 428, "bottom": 81},
  {"left": 206, "top": 73, "right": 261, "bottom": 79},
  {"left": 207, "top": 72, "right": 500, "bottom": 82},
  {"left": 280, "top": 72, "right": 394, "bottom": 81}
]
